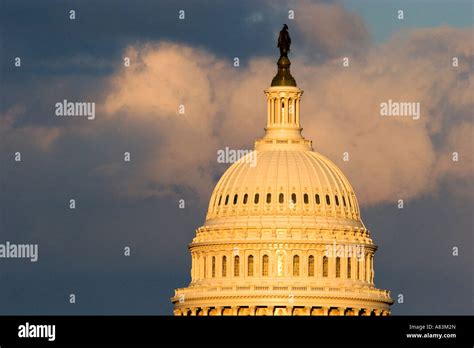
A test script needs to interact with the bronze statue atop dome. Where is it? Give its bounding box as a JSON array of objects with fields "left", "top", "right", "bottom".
[
  {"left": 272, "top": 24, "right": 296, "bottom": 86},
  {"left": 277, "top": 24, "right": 291, "bottom": 57}
]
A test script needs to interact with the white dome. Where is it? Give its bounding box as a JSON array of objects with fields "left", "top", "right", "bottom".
[
  {"left": 206, "top": 147, "right": 361, "bottom": 228},
  {"left": 172, "top": 53, "right": 392, "bottom": 316}
]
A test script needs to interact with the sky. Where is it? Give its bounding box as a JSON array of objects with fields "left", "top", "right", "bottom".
[{"left": 0, "top": 0, "right": 472, "bottom": 315}]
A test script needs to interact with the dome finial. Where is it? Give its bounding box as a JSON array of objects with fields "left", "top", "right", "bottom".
[{"left": 272, "top": 24, "right": 297, "bottom": 86}]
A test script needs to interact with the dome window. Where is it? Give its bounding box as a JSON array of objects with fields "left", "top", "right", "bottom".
[
  {"left": 293, "top": 255, "right": 300, "bottom": 276},
  {"left": 248, "top": 255, "right": 254, "bottom": 276},
  {"left": 266, "top": 193, "right": 272, "bottom": 204},
  {"left": 303, "top": 193, "right": 309, "bottom": 204},
  {"left": 335, "top": 195, "right": 339, "bottom": 206},
  {"left": 347, "top": 258, "right": 352, "bottom": 279},
  {"left": 291, "top": 193, "right": 297, "bottom": 204},
  {"left": 212, "top": 256, "right": 216, "bottom": 278},
  {"left": 222, "top": 256, "right": 227, "bottom": 277},
  {"left": 225, "top": 195, "right": 229, "bottom": 205},
  {"left": 325, "top": 194, "right": 331, "bottom": 205},
  {"left": 308, "top": 255, "right": 315, "bottom": 277},
  {"left": 279, "top": 193, "right": 284, "bottom": 204},
  {"left": 234, "top": 255, "right": 240, "bottom": 277},
  {"left": 233, "top": 194, "right": 238, "bottom": 205},
  {"left": 243, "top": 194, "right": 248, "bottom": 204},
  {"left": 254, "top": 193, "right": 260, "bottom": 204},
  {"left": 315, "top": 194, "right": 320, "bottom": 205},
  {"left": 203, "top": 256, "right": 207, "bottom": 278},
  {"left": 218, "top": 195, "right": 222, "bottom": 206},
  {"left": 262, "top": 255, "right": 269, "bottom": 276},
  {"left": 342, "top": 196, "right": 346, "bottom": 207},
  {"left": 322, "top": 256, "right": 328, "bottom": 277}
]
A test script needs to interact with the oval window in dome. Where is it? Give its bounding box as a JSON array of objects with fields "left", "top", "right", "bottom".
[
  {"left": 325, "top": 194, "right": 330, "bottom": 205},
  {"left": 225, "top": 195, "right": 229, "bottom": 205},
  {"left": 279, "top": 193, "right": 284, "bottom": 204},
  {"left": 335, "top": 195, "right": 339, "bottom": 206},
  {"left": 243, "top": 194, "right": 248, "bottom": 204},
  {"left": 254, "top": 193, "right": 259, "bottom": 204},
  {"left": 315, "top": 194, "right": 320, "bottom": 205},
  {"left": 342, "top": 196, "right": 346, "bottom": 207},
  {"left": 303, "top": 193, "right": 309, "bottom": 204},
  {"left": 218, "top": 195, "right": 222, "bottom": 206},
  {"left": 233, "top": 194, "right": 238, "bottom": 205},
  {"left": 291, "top": 193, "right": 297, "bottom": 204},
  {"left": 266, "top": 193, "right": 272, "bottom": 204}
]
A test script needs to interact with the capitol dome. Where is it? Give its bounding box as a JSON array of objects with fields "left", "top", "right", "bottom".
[{"left": 171, "top": 27, "right": 393, "bottom": 316}]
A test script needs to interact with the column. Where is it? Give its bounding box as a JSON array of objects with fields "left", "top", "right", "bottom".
[
  {"left": 249, "top": 306, "right": 256, "bottom": 316},
  {"left": 276, "top": 97, "right": 280, "bottom": 124},
  {"left": 267, "top": 97, "right": 271, "bottom": 127},
  {"left": 329, "top": 255, "right": 335, "bottom": 278},
  {"left": 371, "top": 255, "right": 375, "bottom": 283},
  {"left": 316, "top": 250, "right": 322, "bottom": 278},
  {"left": 271, "top": 98, "right": 275, "bottom": 125},
  {"left": 291, "top": 98, "right": 296, "bottom": 125},
  {"left": 365, "top": 254, "right": 371, "bottom": 282},
  {"left": 295, "top": 98, "right": 300, "bottom": 126}
]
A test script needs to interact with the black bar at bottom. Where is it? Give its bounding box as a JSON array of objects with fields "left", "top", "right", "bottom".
[{"left": 0, "top": 315, "right": 471, "bottom": 346}]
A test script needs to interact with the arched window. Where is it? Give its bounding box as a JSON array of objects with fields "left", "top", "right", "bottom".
[
  {"left": 342, "top": 196, "right": 347, "bottom": 207},
  {"left": 262, "top": 255, "right": 269, "bottom": 276},
  {"left": 254, "top": 193, "right": 259, "bottom": 204},
  {"left": 222, "top": 256, "right": 227, "bottom": 277},
  {"left": 225, "top": 195, "right": 229, "bottom": 205},
  {"left": 234, "top": 255, "right": 240, "bottom": 277},
  {"left": 233, "top": 194, "right": 238, "bottom": 205},
  {"left": 266, "top": 193, "right": 272, "bottom": 204},
  {"left": 325, "top": 194, "right": 331, "bottom": 205},
  {"left": 291, "top": 193, "right": 297, "bottom": 204},
  {"left": 322, "top": 256, "right": 328, "bottom": 277},
  {"left": 335, "top": 195, "right": 339, "bottom": 206},
  {"left": 308, "top": 255, "right": 315, "bottom": 277},
  {"left": 293, "top": 255, "right": 300, "bottom": 276},
  {"left": 243, "top": 194, "right": 248, "bottom": 204},
  {"left": 303, "top": 193, "right": 309, "bottom": 204},
  {"left": 218, "top": 195, "right": 222, "bottom": 206},
  {"left": 212, "top": 256, "right": 216, "bottom": 278},
  {"left": 247, "top": 255, "right": 254, "bottom": 276},
  {"left": 315, "top": 194, "right": 320, "bottom": 205},
  {"left": 203, "top": 256, "right": 207, "bottom": 278},
  {"left": 336, "top": 257, "right": 341, "bottom": 278},
  {"left": 279, "top": 193, "right": 284, "bottom": 204},
  {"left": 347, "top": 257, "right": 351, "bottom": 279}
]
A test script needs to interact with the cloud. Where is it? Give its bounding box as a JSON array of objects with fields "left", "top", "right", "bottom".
[
  {"left": 292, "top": 0, "right": 371, "bottom": 60},
  {"left": 1, "top": 4, "right": 471, "bottom": 208}
]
